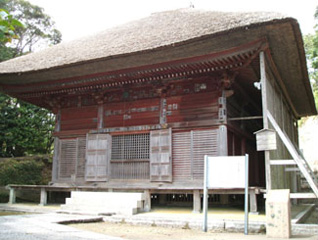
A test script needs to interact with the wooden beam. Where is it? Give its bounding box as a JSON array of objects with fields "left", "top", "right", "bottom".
[
  {"left": 260, "top": 51, "right": 272, "bottom": 190},
  {"left": 143, "top": 190, "right": 151, "bottom": 212},
  {"left": 52, "top": 137, "right": 60, "bottom": 182},
  {"left": 267, "top": 111, "right": 318, "bottom": 198},
  {"left": 249, "top": 191, "right": 258, "bottom": 214},
  {"left": 168, "top": 119, "right": 222, "bottom": 129},
  {"left": 284, "top": 168, "right": 300, "bottom": 172},
  {"left": 53, "top": 129, "right": 90, "bottom": 138},
  {"left": 265, "top": 193, "right": 317, "bottom": 199},
  {"left": 39, "top": 188, "right": 48, "bottom": 206},
  {"left": 55, "top": 109, "right": 61, "bottom": 132},
  {"left": 260, "top": 52, "right": 268, "bottom": 128},
  {"left": 8, "top": 188, "right": 16, "bottom": 204},
  {"left": 159, "top": 98, "right": 167, "bottom": 126},
  {"left": 193, "top": 190, "right": 201, "bottom": 213},
  {"left": 228, "top": 116, "right": 263, "bottom": 121},
  {"left": 218, "top": 125, "right": 228, "bottom": 156},
  {"left": 97, "top": 104, "right": 104, "bottom": 129},
  {"left": 270, "top": 160, "right": 296, "bottom": 165}
]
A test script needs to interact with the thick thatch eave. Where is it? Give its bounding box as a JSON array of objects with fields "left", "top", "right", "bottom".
[
  {"left": 0, "top": 9, "right": 286, "bottom": 75},
  {"left": 0, "top": 8, "right": 316, "bottom": 117}
]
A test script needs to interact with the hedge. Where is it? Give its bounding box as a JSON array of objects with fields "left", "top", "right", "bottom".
[{"left": 0, "top": 155, "right": 52, "bottom": 186}]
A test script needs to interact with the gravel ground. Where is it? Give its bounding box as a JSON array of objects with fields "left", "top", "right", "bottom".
[
  {"left": 0, "top": 204, "right": 317, "bottom": 240},
  {"left": 70, "top": 221, "right": 318, "bottom": 240}
]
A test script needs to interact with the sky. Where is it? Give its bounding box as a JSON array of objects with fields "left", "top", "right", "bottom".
[{"left": 28, "top": 0, "right": 317, "bottom": 43}]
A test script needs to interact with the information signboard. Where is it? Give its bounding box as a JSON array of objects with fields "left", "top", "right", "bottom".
[
  {"left": 202, "top": 154, "right": 249, "bottom": 235},
  {"left": 207, "top": 156, "right": 246, "bottom": 188}
]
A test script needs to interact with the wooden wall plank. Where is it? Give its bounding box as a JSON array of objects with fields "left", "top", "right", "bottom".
[
  {"left": 61, "top": 106, "right": 98, "bottom": 120},
  {"left": 58, "top": 139, "right": 77, "bottom": 179},
  {"left": 111, "top": 161, "right": 150, "bottom": 179},
  {"left": 150, "top": 128, "right": 172, "bottom": 182},
  {"left": 101, "top": 89, "right": 221, "bottom": 129},
  {"left": 167, "top": 91, "right": 220, "bottom": 125},
  {"left": 85, "top": 134, "right": 111, "bottom": 181},
  {"left": 60, "top": 106, "right": 98, "bottom": 131},
  {"left": 104, "top": 98, "right": 160, "bottom": 128},
  {"left": 172, "top": 131, "right": 192, "bottom": 181},
  {"left": 265, "top": 59, "right": 298, "bottom": 190},
  {"left": 172, "top": 129, "right": 219, "bottom": 182},
  {"left": 76, "top": 137, "right": 86, "bottom": 179},
  {"left": 192, "top": 129, "right": 219, "bottom": 180},
  {"left": 60, "top": 118, "right": 97, "bottom": 131}
]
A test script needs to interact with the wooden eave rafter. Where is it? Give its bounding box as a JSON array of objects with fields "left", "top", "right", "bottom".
[
  {"left": 3, "top": 39, "right": 267, "bottom": 98},
  {"left": 1, "top": 39, "right": 269, "bottom": 112}
]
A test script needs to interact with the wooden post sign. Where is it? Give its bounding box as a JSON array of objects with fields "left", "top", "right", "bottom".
[{"left": 254, "top": 128, "right": 277, "bottom": 151}]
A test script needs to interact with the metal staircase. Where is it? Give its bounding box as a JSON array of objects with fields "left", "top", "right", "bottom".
[{"left": 267, "top": 111, "right": 318, "bottom": 198}]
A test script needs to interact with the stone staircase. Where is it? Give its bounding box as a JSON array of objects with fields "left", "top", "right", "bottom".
[{"left": 59, "top": 191, "right": 146, "bottom": 215}]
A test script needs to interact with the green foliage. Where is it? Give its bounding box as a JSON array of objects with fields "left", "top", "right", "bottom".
[
  {"left": 0, "top": 0, "right": 62, "bottom": 59},
  {"left": 304, "top": 34, "right": 318, "bottom": 108},
  {"left": 0, "top": 155, "right": 52, "bottom": 202},
  {"left": 0, "top": 158, "right": 44, "bottom": 185},
  {"left": 0, "top": 192, "right": 8, "bottom": 203},
  {"left": 0, "top": 0, "right": 61, "bottom": 157},
  {"left": 0, "top": 7, "right": 23, "bottom": 63},
  {"left": 304, "top": 6, "right": 318, "bottom": 109},
  {"left": 0, "top": 8, "right": 23, "bottom": 44},
  {"left": 0, "top": 43, "right": 15, "bottom": 60},
  {"left": 0, "top": 93, "right": 55, "bottom": 157}
]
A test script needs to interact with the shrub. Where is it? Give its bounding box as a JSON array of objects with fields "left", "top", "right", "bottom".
[{"left": 0, "top": 157, "right": 51, "bottom": 186}]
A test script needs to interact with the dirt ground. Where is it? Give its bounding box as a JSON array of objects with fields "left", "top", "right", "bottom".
[
  {"left": 0, "top": 211, "right": 28, "bottom": 216},
  {"left": 69, "top": 205, "right": 318, "bottom": 240},
  {"left": 70, "top": 221, "right": 260, "bottom": 240},
  {"left": 70, "top": 221, "right": 318, "bottom": 240}
]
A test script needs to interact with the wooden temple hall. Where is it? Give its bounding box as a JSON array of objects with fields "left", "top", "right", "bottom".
[{"left": 0, "top": 9, "right": 317, "bottom": 214}]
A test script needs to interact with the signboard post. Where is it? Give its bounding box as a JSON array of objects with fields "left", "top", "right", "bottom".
[
  {"left": 202, "top": 155, "right": 209, "bottom": 232},
  {"left": 244, "top": 154, "right": 249, "bottom": 235},
  {"left": 202, "top": 154, "right": 249, "bottom": 234}
]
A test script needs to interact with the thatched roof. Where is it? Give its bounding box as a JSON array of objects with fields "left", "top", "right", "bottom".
[
  {"left": 0, "top": 9, "right": 286, "bottom": 74},
  {"left": 0, "top": 8, "right": 316, "bottom": 117}
]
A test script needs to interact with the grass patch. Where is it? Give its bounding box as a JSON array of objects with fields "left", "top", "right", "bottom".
[{"left": 0, "top": 211, "right": 28, "bottom": 216}]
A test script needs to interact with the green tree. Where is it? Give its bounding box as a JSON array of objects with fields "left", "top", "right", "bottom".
[
  {"left": 0, "top": 94, "right": 55, "bottom": 157},
  {"left": 304, "top": 6, "right": 318, "bottom": 108},
  {"left": 0, "top": 7, "right": 23, "bottom": 60},
  {"left": 0, "top": 0, "right": 61, "bottom": 59},
  {"left": 0, "top": 8, "right": 23, "bottom": 43},
  {"left": 0, "top": 0, "right": 60, "bottom": 157}
]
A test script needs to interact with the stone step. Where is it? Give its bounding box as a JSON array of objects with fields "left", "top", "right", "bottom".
[
  {"left": 65, "top": 197, "right": 143, "bottom": 207},
  {"left": 60, "top": 191, "right": 145, "bottom": 216},
  {"left": 62, "top": 199, "right": 144, "bottom": 210},
  {"left": 60, "top": 205, "right": 141, "bottom": 215}
]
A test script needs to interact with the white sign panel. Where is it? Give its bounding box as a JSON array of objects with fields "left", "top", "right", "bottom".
[
  {"left": 206, "top": 156, "right": 246, "bottom": 189},
  {"left": 203, "top": 155, "right": 249, "bottom": 234}
]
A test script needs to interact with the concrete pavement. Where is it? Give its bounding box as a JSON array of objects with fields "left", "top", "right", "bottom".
[{"left": 0, "top": 213, "right": 123, "bottom": 240}]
